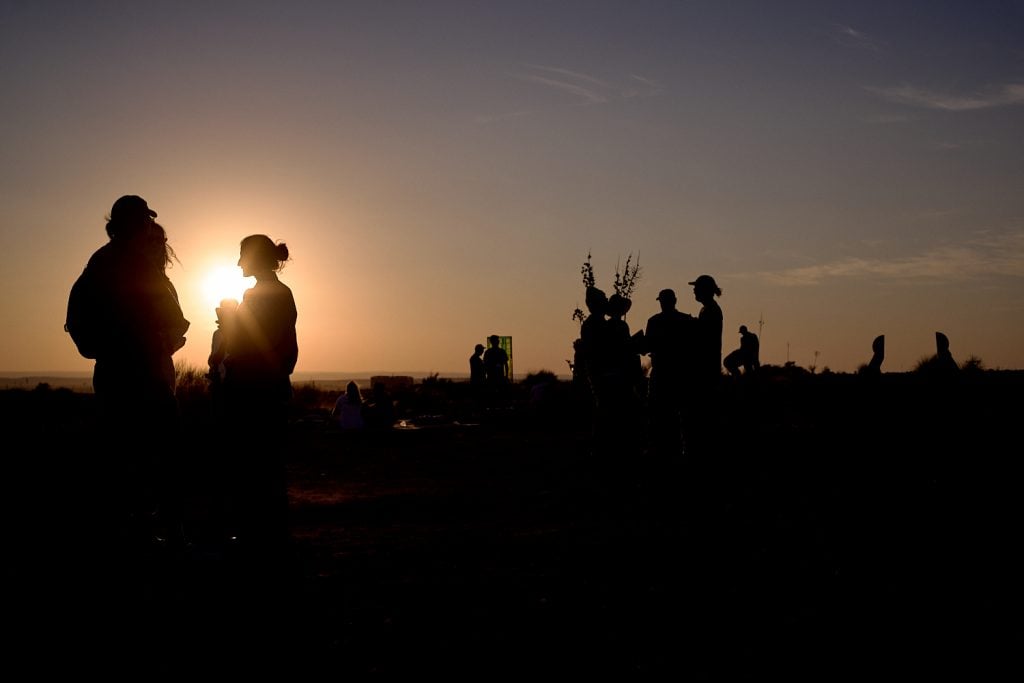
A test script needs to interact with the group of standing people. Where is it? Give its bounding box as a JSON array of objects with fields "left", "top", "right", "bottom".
[
  {"left": 470, "top": 334, "right": 510, "bottom": 399},
  {"left": 67, "top": 195, "right": 298, "bottom": 550},
  {"left": 574, "top": 274, "right": 725, "bottom": 459}
]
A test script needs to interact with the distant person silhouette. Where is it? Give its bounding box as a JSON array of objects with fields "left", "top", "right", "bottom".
[
  {"left": 364, "top": 381, "right": 396, "bottom": 430},
  {"left": 483, "top": 334, "right": 509, "bottom": 387},
  {"left": 67, "top": 195, "right": 190, "bottom": 544},
  {"left": 934, "top": 332, "right": 959, "bottom": 373},
  {"left": 865, "top": 334, "right": 885, "bottom": 375},
  {"left": 687, "top": 275, "right": 723, "bottom": 457},
  {"left": 332, "top": 381, "right": 365, "bottom": 430},
  {"left": 578, "top": 286, "right": 608, "bottom": 398},
  {"left": 223, "top": 234, "right": 298, "bottom": 550},
  {"left": 723, "top": 325, "right": 759, "bottom": 377},
  {"left": 470, "top": 343, "right": 486, "bottom": 388},
  {"left": 642, "top": 288, "right": 695, "bottom": 457}
]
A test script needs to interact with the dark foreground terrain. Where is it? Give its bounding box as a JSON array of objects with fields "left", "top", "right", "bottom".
[{"left": 3, "top": 370, "right": 1022, "bottom": 674}]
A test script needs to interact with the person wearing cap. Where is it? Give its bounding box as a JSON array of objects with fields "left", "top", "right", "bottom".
[
  {"left": 69, "top": 194, "right": 190, "bottom": 544},
  {"left": 689, "top": 275, "right": 724, "bottom": 378},
  {"left": 686, "top": 274, "right": 724, "bottom": 456},
  {"left": 642, "top": 288, "right": 695, "bottom": 457},
  {"left": 83, "top": 196, "right": 189, "bottom": 397}
]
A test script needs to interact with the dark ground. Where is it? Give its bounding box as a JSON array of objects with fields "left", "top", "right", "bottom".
[{"left": 3, "top": 370, "right": 1022, "bottom": 674}]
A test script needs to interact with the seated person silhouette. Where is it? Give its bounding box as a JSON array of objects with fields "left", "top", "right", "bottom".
[
  {"left": 332, "top": 381, "right": 365, "bottom": 430},
  {"left": 363, "top": 382, "right": 396, "bottom": 430}
]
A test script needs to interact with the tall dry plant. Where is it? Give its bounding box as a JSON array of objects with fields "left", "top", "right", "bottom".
[
  {"left": 572, "top": 250, "right": 643, "bottom": 325},
  {"left": 612, "top": 253, "right": 641, "bottom": 299}
]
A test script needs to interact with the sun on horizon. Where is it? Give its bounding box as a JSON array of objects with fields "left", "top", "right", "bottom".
[{"left": 201, "top": 265, "right": 250, "bottom": 312}]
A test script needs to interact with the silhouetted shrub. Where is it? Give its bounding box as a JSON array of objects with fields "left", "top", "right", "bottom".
[
  {"left": 522, "top": 370, "right": 558, "bottom": 387},
  {"left": 961, "top": 355, "right": 985, "bottom": 373}
]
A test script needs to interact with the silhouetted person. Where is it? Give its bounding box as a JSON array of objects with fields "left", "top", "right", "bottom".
[
  {"left": 592, "top": 293, "right": 643, "bottom": 457},
  {"left": 208, "top": 298, "right": 238, "bottom": 416},
  {"left": 364, "top": 381, "right": 396, "bottom": 430},
  {"left": 578, "top": 286, "right": 608, "bottom": 395},
  {"left": 865, "top": 334, "right": 885, "bottom": 376},
  {"left": 470, "top": 343, "right": 486, "bottom": 390},
  {"left": 687, "top": 275, "right": 723, "bottom": 457},
  {"left": 642, "top": 288, "right": 695, "bottom": 457},
  {"left": 332, "top": 381, "right": 365, "bottom": 430},
  {"left": 223, "top": 235, "right": 298, "bottom": 551},
  {"left": 934, "top": 331, "right": 959, "bottom": 373},
  {"left": 723, "top": 325, "right": 759, "bottom": 377},
  {"left": 67, "top": 195, "right": 190, "bottom": 545},
  {"left": 483, "top": 334, "right": 509, "bottom": 389}
]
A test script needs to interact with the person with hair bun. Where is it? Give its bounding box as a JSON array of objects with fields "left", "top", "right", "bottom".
[
  {"left": 223, "top": 234, "right": 298, "bottom": 550},
  {"left": 685, "top": 274, "right": 723, "bottom": 460}
]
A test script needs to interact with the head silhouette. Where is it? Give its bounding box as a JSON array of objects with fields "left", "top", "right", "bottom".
[
  {"left": 488, "top": 334, "right": 500, "bottom": 347},
  {"left": 689, "top": 274, "right": 721, "bottom": 304},
  {"left": 239, "top": 234, "right": 290, "bottom": 278},
  {"left": 585, "top": 286, "right": 608, "bottom": 315},
  {"left": 656, "top": 288, "right": 677, "bottom": 313},
  {"left": 474, "top": 343, "right": 485, "bottom": 356},
  {"left": 106, "top": 195, "right": 157, "bottom": 240},
  {"left": 144, "top": 221, "right": 179, "bottom": 271},
  {"left": 346, "top": 381, "right": 362, "bottom": 404},
  {"left": 607, "top": 293, "right": 632, "bottom": 319},
  {"left": 739, "top": 325, "right": 747, "bottom": 334}
]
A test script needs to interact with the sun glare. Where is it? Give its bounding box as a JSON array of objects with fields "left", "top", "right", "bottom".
[{"left": 201, "top": 265, "right": 250, "bottom": 313}]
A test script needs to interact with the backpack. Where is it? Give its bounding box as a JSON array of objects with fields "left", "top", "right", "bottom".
[{"left": 65, "top": 267, "right": 104, "bottom": 359}]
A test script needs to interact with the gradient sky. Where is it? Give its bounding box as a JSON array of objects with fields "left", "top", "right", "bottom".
[{"left": 2, "top": 1, "right": 1023, "bottom": 376}]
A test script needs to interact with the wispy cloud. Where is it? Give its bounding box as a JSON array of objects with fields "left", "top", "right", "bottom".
[
  {"left": 623, "top": 74, "right": 665, "bottom": 98},
  {"left": 514, "top": 71, "right": 610, "bottom": 104},
  {"left": 522, "top": 64, "right": 610, "bottom": 88},
  {"left": 751, "top": 232, "right": 1024, "bottom": 286},
  {"left": 866, "top": 83, "right": 1024, "bottom": 111},
  {"left": 830, "top": 23, "right": 883, "bottom": 52},
  {"left": 510, "top": 64, "right": 663, "bottom": 105}
]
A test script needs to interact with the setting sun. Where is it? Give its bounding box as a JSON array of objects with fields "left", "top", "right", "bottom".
[{"left": 201, "top": 265, "right": 250, "bottom": 313}]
